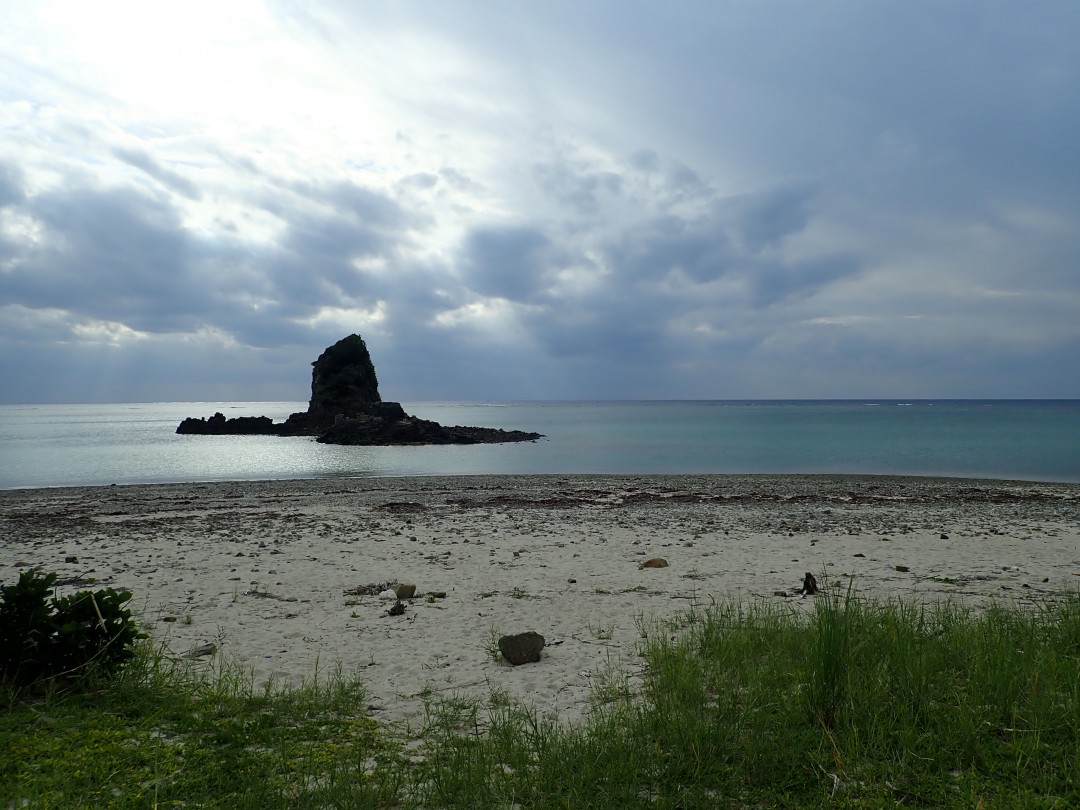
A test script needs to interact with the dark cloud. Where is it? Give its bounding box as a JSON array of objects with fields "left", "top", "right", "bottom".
[
  {"left": 0, "top": 163, "right": 25, "bottom": 207},
  {"left": 319, "top": 181, "right": 410, "bottom": 229},
  {"left": 461, "top": 225, "right": 556, "bottom": 301},
  {"left": 0, "top": 336, "right": 312, "bottom": 404},
  {"left": 626, "top": 149, "right": 661, "bottom": 174},
  {"left": 726, "top": 182, "right": 818, "bottom": 252},
  {"left": 604, "top": 215, "right": 733, "bottom": 284},
  {"left": 439, "top": 168, "right": 481, "bottom": 192},
  {"left": 525, "top": 294, "right": 675, "bottom": 366},
  {"left": 280, "top": 211, "right": 389, "bottom": 269},
  {"left": 398, "top": 172, "right": 439, "bottom": 190},
  {"left": 3, "top": 187, "right": 201, "bottom": 331},
  {"left": 532, "top": 161, "right": 622, "bottom": 215},
  {"left": 659, "top": 162, "right": 710, "bottom": 203},
  {"left": 112, "top": 147, "right": 202, "bottom": 200},
  {"left": 0, "top": 176, "right": 398, "bottom": 352},
  {"left": 620, "top": 151, "right": 711, "bottom": 204},
  {"left": 237, "top": 179, "right": 421, "bottom": 321},
  {"left": 746, "top": 256, "right": 860, "bottom": 309}
]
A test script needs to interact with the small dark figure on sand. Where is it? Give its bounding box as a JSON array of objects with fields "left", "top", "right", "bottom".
[{"left": 800, "top": 572, "right": 818, "bottom": 596}]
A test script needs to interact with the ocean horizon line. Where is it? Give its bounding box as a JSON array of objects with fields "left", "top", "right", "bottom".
[{"left": 4, "top": 397, "right": 1079, "bottom": 407}]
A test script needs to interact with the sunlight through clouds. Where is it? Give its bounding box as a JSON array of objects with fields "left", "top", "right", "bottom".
[{"left": 1, "top": 1, "right": 1078, "bottom": 401}]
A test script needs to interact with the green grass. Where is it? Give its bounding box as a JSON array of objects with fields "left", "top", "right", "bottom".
[
  {"left": 0, "top": 648, "right": 402, "bottom": 808},
  {"left": 420, "top": 589, "right": 1080, "bottom": 808},
  {"left": 4, "top": 591, "right": 1080, "bottom": 807}
]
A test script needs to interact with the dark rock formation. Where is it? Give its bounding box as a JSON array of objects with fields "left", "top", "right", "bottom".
[
  {"left": 308, "top": 334, "right": 381, "bottom": 420},
  {"left": 277, "top": 401, "right": 407, "bottom": 437},
  {"left": 317, "top": 414, "right": 542, "bottom": 446},
  {"left": 498, "top": 631, "right": 545, "bottom": 665},
  {"left": 176, "top": 334, "right": 542, "bottom": 446},
  {"left": 177, "top": 413, "right": 276, "bottom": 435}
]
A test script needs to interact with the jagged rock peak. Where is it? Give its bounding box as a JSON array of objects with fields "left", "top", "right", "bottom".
[
  {"left": 308, "top": 334, "right": 381, "bottom": 420},
  {"left": 176, "top": 333, "right": 543, "bottom": 445}
]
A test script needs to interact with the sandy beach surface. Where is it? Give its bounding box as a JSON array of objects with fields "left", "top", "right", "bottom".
[{"left": 2, "top": 474, "right": 1078, "bottom": 732}]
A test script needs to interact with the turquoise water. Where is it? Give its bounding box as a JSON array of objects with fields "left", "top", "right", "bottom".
[{"left": 1, "top": 400, "right": 1078, "bottom": 489}]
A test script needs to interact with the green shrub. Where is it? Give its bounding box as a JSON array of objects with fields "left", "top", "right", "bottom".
[{"left": 0, "top": 570, "right": 144, "bottom": 687}]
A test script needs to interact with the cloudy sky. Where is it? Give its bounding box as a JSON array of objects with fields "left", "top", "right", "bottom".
[{"left": 2, "top": 1, "right": 1078, "bottom": 403}]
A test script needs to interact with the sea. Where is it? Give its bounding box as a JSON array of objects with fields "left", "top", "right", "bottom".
[{"left": 1, "top": 400, "right": 1079, "bottom": 490}]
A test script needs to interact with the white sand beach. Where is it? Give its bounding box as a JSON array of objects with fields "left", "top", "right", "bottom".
[{"left": 2, "top": 474, "right": 1078, "bottom": 732}]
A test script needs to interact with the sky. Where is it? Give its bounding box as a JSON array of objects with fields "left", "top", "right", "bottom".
[{"left": 1, "top": 0, "right": 1079, "bottom": 403}]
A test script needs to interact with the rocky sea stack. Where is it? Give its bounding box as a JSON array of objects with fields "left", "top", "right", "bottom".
[{"left": 176, "top": 335, "right": 542, "bottom": 446}]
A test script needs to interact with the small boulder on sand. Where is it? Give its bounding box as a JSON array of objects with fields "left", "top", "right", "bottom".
[
  {"left": 639, "top": 557, "right": 669, "bottom": 569},
  {"left": 498, "top": 631, "right": 545, "bottom": 665}
]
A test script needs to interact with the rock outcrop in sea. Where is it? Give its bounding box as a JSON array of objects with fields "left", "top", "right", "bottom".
[{"left": 176, "top": 334, "right": 542, "bottom": 446}]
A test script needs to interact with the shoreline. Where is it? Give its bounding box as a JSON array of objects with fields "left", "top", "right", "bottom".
[
  {"left": 7, "top": 468, "right": 1080, "bottom": 494},
  {"left": 3, "top": 473, "right": 1078, "bottom": 731}
]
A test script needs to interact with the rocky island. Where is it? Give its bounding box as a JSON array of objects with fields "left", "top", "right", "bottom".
[{"left": 176, "top": 335, "right": 542, "bottom": 445}]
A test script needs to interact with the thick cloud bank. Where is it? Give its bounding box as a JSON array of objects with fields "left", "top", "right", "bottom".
[{"left": 1, "top": 1, "right": 1078, "bottom": 401}]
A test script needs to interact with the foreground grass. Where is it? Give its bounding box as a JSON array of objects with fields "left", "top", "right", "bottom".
[
  {"left": 0, "top": 653, "right": 404, "bottom": 808},
  {"left": 4, "top": 590, "right": 1080, "bottom": 808},
  {"left": 421, "top": 589, "right": 1080, "bottom": 808}
]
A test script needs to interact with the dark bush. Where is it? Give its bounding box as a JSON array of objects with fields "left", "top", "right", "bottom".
[{"left": 0, "top": 570, "right": 144, "bottom": 687}]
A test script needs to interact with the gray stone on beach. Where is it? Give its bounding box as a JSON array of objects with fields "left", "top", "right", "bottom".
[
  {"left": 639, "top": 557, "right": 669, "bottom": 569},
  {"left": 394, "top": 583, "right": 417, "bottom": 599},
  {"left": 498, "top": 631, "right": 545, "bottom": 665}
]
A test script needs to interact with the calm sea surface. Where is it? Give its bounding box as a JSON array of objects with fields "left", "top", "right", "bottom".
[{"left": 1, "top": 400, "right": 1078, "bottom": 489}]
